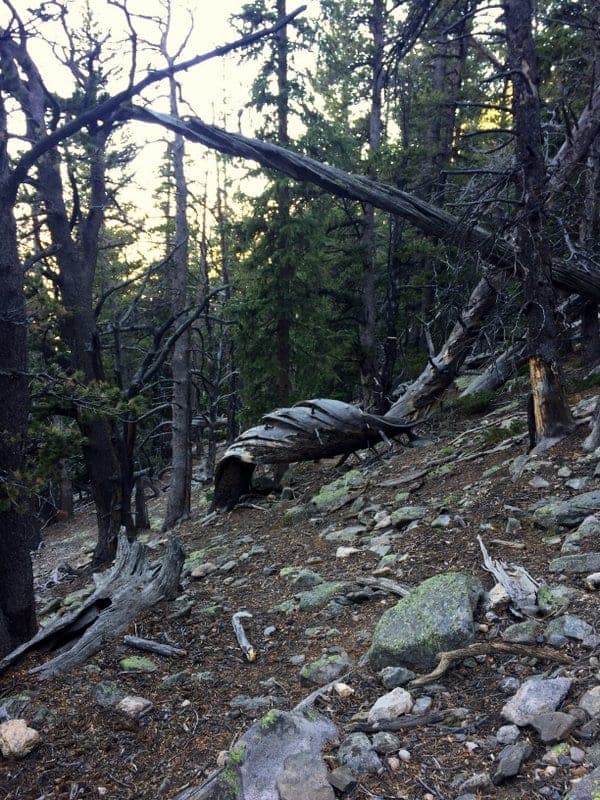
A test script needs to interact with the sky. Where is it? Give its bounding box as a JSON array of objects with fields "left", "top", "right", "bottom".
[{"left": 2, "top": 0, "right": 319, "bottom": 259}]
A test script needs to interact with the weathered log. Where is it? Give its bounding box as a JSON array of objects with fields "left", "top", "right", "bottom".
[
  {"left": 124, "top": 635, "right": 186, "bottom": 657},
  {"left": 460, "top": 340, "right": 530, "bottom": 396},
  {"left": 0, "top": 533, "right": 184, "bottom": 679},
  {"left": 214, "top": 398, "right": 417, "bottom": 508}
]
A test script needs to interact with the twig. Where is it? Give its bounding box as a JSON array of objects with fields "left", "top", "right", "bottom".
[{"left": 232, "top": 612, "right": 256, "bottom": 662}]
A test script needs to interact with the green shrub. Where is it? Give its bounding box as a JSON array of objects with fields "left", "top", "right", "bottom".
[{"left": 453, "top": 390, "right": 495, "bottom": 415}]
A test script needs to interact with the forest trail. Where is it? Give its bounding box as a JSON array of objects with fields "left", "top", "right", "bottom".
[{"left": 3, "top": 380, "right": 600, "bottom": 800}]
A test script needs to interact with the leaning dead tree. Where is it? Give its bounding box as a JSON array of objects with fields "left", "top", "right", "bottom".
[
  {"left": 0, "top": 534, "right": 184, "bottom": 679},
  {"left": 214, "top": 399, "right": 417, "bottom": 507}
]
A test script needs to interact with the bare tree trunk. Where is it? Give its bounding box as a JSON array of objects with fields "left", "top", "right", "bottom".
[
  {"left": 359, "top": 0, "right": 385, "bottom": 410},
  {"left": 504, "top": 0, "right": 574, "bottom": 445},
  {"left": 0, "top": 198, "right": 37, "bottom": 657},
  {"left": 163, "top": 58, "right": 192, "bottom": 532}
]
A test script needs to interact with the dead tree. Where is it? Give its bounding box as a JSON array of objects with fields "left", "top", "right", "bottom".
[
  {"left": 214, "top": 399, "right": 417, "bottom": 507},
  {"left": 0, "top": 533, "right": 184, "bottom": 679}
]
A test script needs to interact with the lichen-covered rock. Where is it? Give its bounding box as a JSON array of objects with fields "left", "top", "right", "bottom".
[
  {"left": 501, "top": 620, "right": 541, "bottom": 644},
  {"left": 537, "top": 584, "right": 577, "bottom": 615},
  {"left": 533, "top": 491, "right": 600, "bottom": 529},
  {"left": 562, "top": 515, "right": 600, "bottom": 554},
  {"left": 297, "top": 582, "right": 346, "bottom": 611},
  {"left": 367, "top": 573, "right": 483, "bottom": 672},
  {"left": 337, "top": 732, "right": 382, "bottom": 776},
  {"left": 390, "top": 506, "right": 428, "bottom": 527},
  {"left": 310, "top": 470, "right": 364, "bottom": 512},
  {"left": 119, "top": 656, "right": 157, "bottom": 672},
  {"left": 300, "top": 652, "right": 351, "bottom": 686}
]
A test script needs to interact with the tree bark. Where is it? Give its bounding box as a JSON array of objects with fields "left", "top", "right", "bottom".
[
  {"left": 504, "top": 0, "right": 574, "bottom": 445},
  {"left": 163, "top": 46, "right": 192, "bottom": 531}
]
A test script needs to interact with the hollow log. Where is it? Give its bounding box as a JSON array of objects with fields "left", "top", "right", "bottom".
[
  {"left": 214, "top": 398, "right": 417, "bottom": 508},
  {"left": 0, "top": 533, "right": 184, "bottom": 679}
]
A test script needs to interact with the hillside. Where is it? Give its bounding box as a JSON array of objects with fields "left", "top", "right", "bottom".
[{"left": 2, "top": 385, "right": 600, "bottom": 800}]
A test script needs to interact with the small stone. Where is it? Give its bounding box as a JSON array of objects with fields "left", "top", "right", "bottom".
[
  {"left": 570, "top": 747, "right": 586, "bottom": 763},
  {"left": 327, "top": 766, "right": 356, "bottom": 793},
  {"left": 412, "top": 696, "right": 432, "bottom": 715},
  {"left": 398, "top": 748, "right": 411, "bottom": 761},
  {"left": 386, "top": 755, "right": 401, "bottom": 771},
  {"left": 485, "top": 583, "right": 511, "bottom": 612},
  {"left": 496, "top": 724, "right": 520, "bottom": 745},
  {"left": 191, "top": 561, "right": 218, "bottom": 578},
  {"left": 379, "top": 666, "right": 416, "bottom": 689},
  {"left": 431, "top": 514, "right": 451, "bottom": 528},
  {"left": 530, "top": 712, "right": 577, "bottom": 743},
  {"left": 502, "top": 620, "right": 541, "bottom": 644},
  {"left": 492, "top": 741, "right": 533, "bottom": 784},
  {"left": 367, "top": 688, "right": 413, "bottom": 724},
  {"left": 0, "top": 719, "right": 41, "bottom": 758},
  {"left": 579, "top": 686, "right": 600, "bottom": 717},
  {"left": 529, "top": 475, "right": 550, "bottom": 489},
  {"left": 333, "top": 682, "right": 354, "bottom": 699},
  {"left": 220, "top": 560, "right": 237, "bottom": 572},
  {"left": 337, "top": 732, "right": 382, "bottom": 776},
  {"left": 372, "top": 731, "right": 401, "bottom": 754},
  {"left": 558, "top": 467, "right": 572, "bottom": 478},
  {"left": 336, "top": 546, "right": 361, "bottom": 559},
  {"left": 458, "top": 772, "right": 492, "bottom": 792},
  {"left": 116, "top": 696, "right": 153, "bottom": 718}
]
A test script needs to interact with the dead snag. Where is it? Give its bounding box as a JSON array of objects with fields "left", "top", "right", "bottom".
[{"left": 0, "top": 533, "right": 184, "bottom": 679}]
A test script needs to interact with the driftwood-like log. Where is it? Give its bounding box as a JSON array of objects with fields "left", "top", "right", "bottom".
[
  {"left": 214, "top": 399, "right": 417, "bottom": 508},
  {"left": 0, "top": 533, "right": 184, "bottom": 679},
  {"left": 232, "top": 612, "right": 256, "bottom": 662}
]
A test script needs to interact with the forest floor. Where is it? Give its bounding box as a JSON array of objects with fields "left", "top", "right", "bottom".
[{"left": 2, "top": 378, "right": 600, "bottom": 800}]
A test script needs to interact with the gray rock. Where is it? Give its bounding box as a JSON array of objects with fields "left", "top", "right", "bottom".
[
  {"left": 492, "top": 741, "right": 533, "bottom": 784},
  {"left": 496, "top": 724, "right": 520, "bottom": 744},
  {"left": 579, "top": 686, "right": 600, "bottom": 717},
  {"left": 530, "top": 712, "right": 577, "bottom": 743},
  {"left": 311, "top": 470, "right": 365, "bottom": 512},
  {"left": 457, "top": 772, "right": 492, "bottom": 792},
  {"left": 566, "top": 478, "right": 590, "bottom": 491},
  {"left": 300, "top": 652, "right": 351, "bottom": 686},
  {"left": 230, "top": 695, "right": 278, "bottom": 712},
  {"left": 533, "top": 491, "right": 600, "bottom": 529},
  {"left": 545, "top": 615, "right": 593, "bottom": 646},
  {"left": 562, "top": 515, "right": 600, "bottom": 553},
  {"left": 326, "top": 766, "right": 356, "bottom": 793},
  {"left": 337, "top": 732, "right": 382, "bottom": 776},
  {"left": 550, "top": 553, "right": 600, "bottom": 574},
  {"left": 276, "top": 751, "right": 334, "bottom": 800},
  {"left": 412, "top": 696, "right": 433, "bottom": 715},
  {"left": 501, "top": 677, "right": 572, "bottom": 726},
  {"left": 501, "top": 620, "right": 541, "bottom": 644},
  {"left": 297, "top": 582, "right": 346, "bottom": 610},
  {"left": 290, "top": 569, "right": 323, "bottom": 590},
  {"left": 322, "top": 526, "right": 366, "bottom": 543},
  {"left": 368, "top": 573, "right": 483, "bottom": 671},
  {"left": 563, "top": 767, "right": 600, "bottom": 799},
  {"left": 92, "top": 681, "right": 127, "bottom": 709},
  {"left": 367, "top": 688, "right": 413, "bottom": 723},
  {"left": 379, "top": 666, "right": 416, "bottom": 689},
  {"left": 390, "top": 506, "right": 428, "bottom": 526},
  {"left": 372, "top": 731, "right": 402, "bottom": 754},
  {"left": 587, "top": 743, "right": 600, "bottom": 767}
]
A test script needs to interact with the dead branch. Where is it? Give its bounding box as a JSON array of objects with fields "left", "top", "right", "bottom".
[
  {"left": 123, "top": 635, "right": 186, "bottom": 657},
  {"left": 232, "top": 612, "right": 256, "bottom": 662},
  {"left": 408, "top": 641, "right": 573, "bottom": 688}
]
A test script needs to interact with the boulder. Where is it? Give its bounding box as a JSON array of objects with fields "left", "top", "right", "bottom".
[
  {"left": 0, "top": 719, "right": 40, "bottom": 758},
  {"left": 533, "top": 491, "right": 600, "bottom": 529},
  {"left": 367, "top": 573, "right": 483, "bottom": 671}
]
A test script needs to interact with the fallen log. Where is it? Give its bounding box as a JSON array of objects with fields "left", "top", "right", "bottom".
[
  {"left": 0, "top": 533, "right": 184, "bottom": 679},
  {"left": 214, "top": 398, "right": 418, "bottom": 508}
]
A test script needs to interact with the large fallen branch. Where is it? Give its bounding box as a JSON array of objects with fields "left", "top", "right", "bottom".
[
  {"left": 0, "top": 533, "right": 184, "bottom": 679},
  {"left": 131, "top": 107, "right": 600, "bottom": 300},
  {"left": 214, "top": 398, "right": 417, "bottom": 507}
]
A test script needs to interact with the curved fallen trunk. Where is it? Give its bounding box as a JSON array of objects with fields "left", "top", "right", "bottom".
[{"left": 214, "top": 398, "right": 417, "bottom": 508}]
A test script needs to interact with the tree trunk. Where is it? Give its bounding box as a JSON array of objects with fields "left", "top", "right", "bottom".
[
  {"left": 504, "top": 0, "right": 574, "bottom": 446},
  {"left": 134, "top": 109, "right": 600, "bottom": 301},
  {"left": 134, "top": 478, "right": 151, "bottom": 531},
  {"left": 0, "top": 201, "right": 37, "bottom": 658},
  {"left": 163, "top": 60, "right": 192, "bottom": 532}
]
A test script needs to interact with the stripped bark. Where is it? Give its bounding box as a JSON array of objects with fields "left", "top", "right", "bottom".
[
  {"left": 0, "top": 533, "right": 184, "bottom": 679},
  {"left": 214, "top": 399, "right": 417, "bottom": 507}
]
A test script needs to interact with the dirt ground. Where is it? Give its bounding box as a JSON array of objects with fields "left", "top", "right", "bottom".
[{"left": 1, "top": 389, "right": 599, "bottom": 800}]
